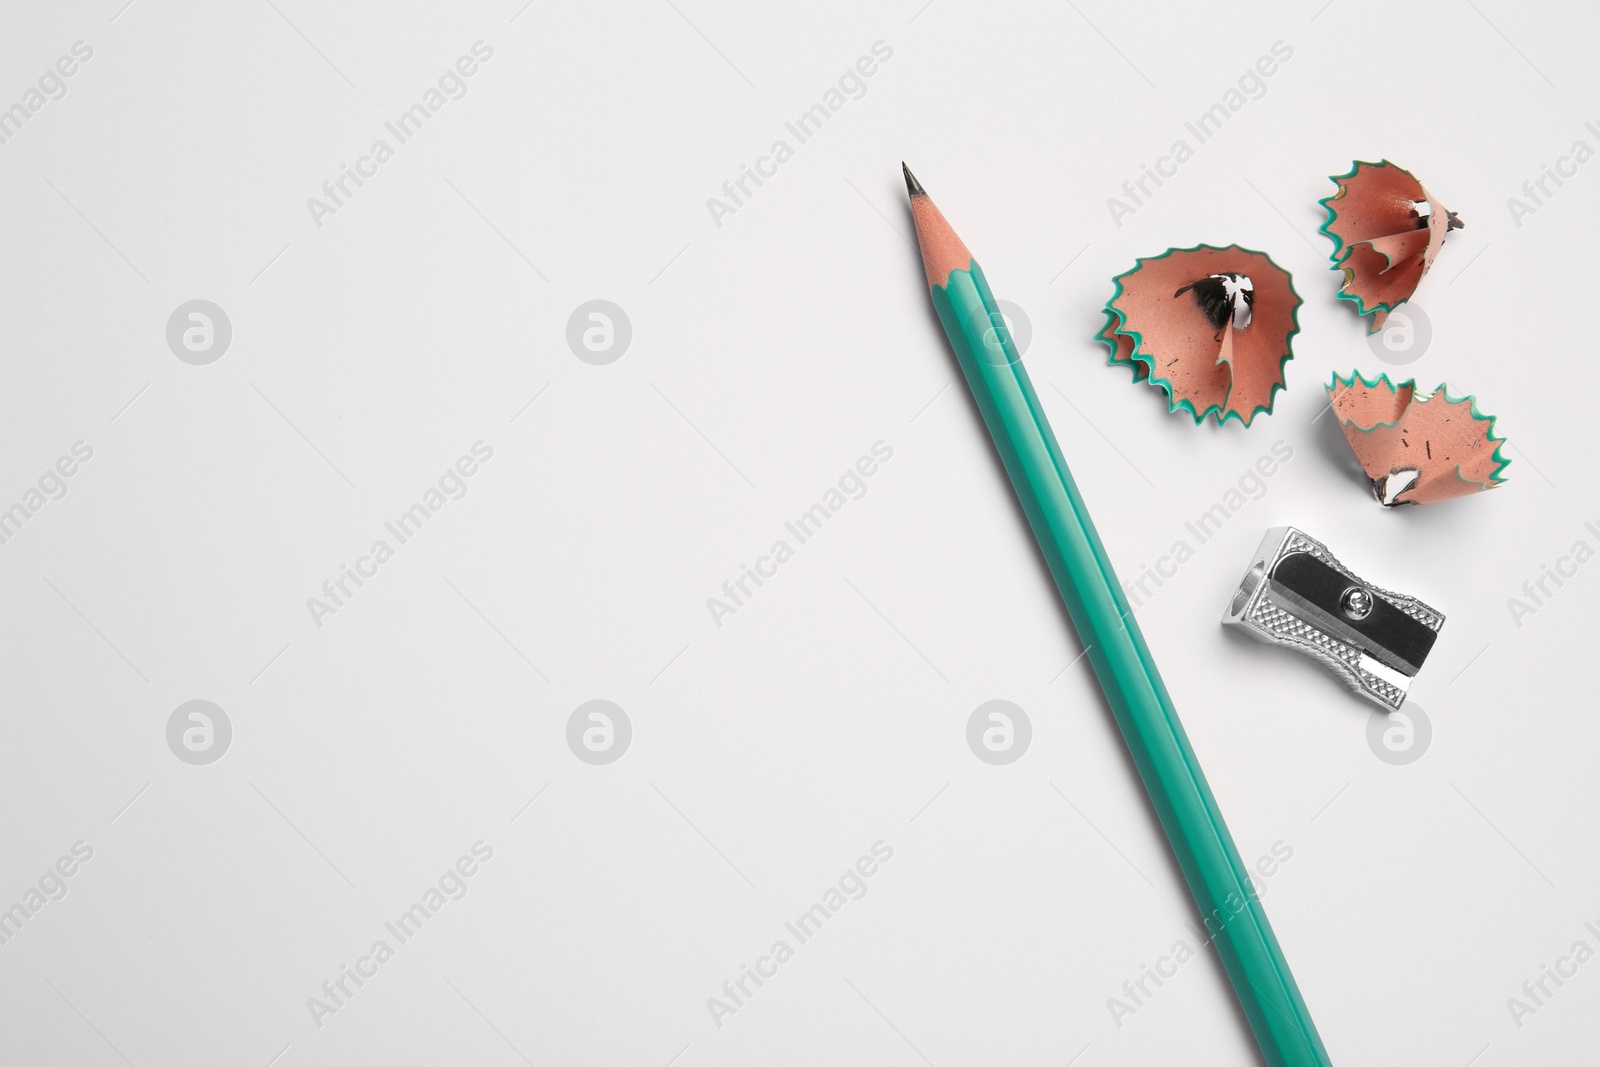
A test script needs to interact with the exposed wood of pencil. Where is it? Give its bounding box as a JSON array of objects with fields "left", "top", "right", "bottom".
[{"left": 903, "top": 163, "right": 973, "bottom": 289}]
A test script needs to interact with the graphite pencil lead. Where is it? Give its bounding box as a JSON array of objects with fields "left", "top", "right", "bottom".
[{"left": 902, "top": 162, "right": 925, "bottom": 199}]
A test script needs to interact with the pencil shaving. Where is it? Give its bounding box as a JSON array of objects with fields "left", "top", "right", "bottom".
[
  {"left": 1326, "top": 371, "right": 1510, "bottom": 506},
  {"left": 1099, "top": 244, "right": 1299, "bottom": 426},
  {"left": 1319, "top": 160, "right": 1462, "bottom": 333}
]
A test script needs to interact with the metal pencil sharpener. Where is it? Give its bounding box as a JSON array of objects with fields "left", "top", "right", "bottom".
[{"left": 1222, "top": 527, "right": 1444, "bottom": 710}]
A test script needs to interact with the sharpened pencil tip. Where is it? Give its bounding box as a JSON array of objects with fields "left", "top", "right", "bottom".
[
  {"left": 903, "top": 165, "right": 973, "bottom": 288},
  {"left": 901, "top": 162, "right": 925, "bottom": 199}
]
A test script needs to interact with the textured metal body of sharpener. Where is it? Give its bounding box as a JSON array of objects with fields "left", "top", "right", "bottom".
[{"left": 1223, "top": 526, "right": 1445, "bottom": 710}]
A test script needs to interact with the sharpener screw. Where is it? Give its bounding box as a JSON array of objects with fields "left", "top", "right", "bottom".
[{"left": 1340, "top": 586, "right": 1374, "bottom": 620}]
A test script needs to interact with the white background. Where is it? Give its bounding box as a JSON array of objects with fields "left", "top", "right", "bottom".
[{"left": 0, "top": 0, "right": 1596, "bottom": 1064}]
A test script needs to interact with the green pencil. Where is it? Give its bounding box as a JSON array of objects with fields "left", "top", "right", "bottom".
[{"left": 903, "top": 164, "right": 1332, "bottom": 1067}]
